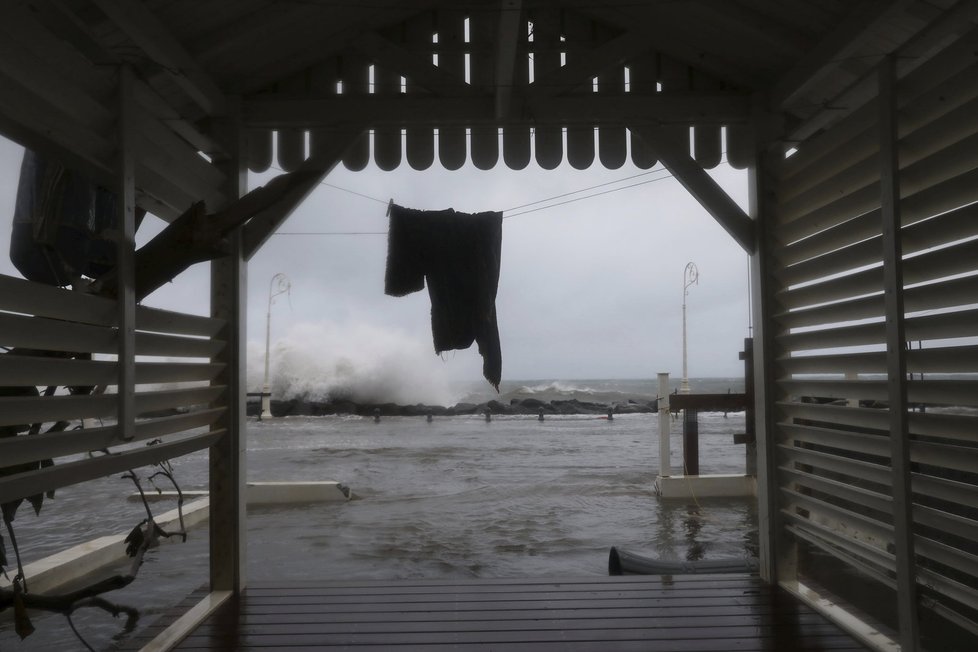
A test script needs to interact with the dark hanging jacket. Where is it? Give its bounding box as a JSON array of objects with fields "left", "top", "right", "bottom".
[{"left": 385, "top": 205, "right": 503, "bottom": 390}]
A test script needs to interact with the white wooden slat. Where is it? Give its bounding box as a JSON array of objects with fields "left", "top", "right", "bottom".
[
  {"left": 340, "top": 55, "right": 371, "bottom": 171},
  {"left": 277, "top": 128, "right": 306, "bottom": 173},
  {"left": 779, "top": 308, "right": 978, "bottom": 352},
  {"left": 915, "top": 504, "right": 978, "bottom": 548},
  {"left": 563, "top": 12, "right": 596, "bottom": 171},
  {"left": 781, "top": 487, "right": 895, "bottom": 550},
  {"left": 776, "top": 275, "right": 978, "bottom": 330},
  {"left": 0, "top": 274, "right": 116, "bottom": 325},
  {"left": 780, "top": 401, "right": 978, "bottom": 444},
  {"left": 468, "top": 10, "right": 498, "bottom": 171},
  {"left": 403, "top": 13, "right": 436, "bottom": 171},
  {"left": 778, "top": 238, "right": 978, "bottom": 310},
  {"left": 0, "top": 312, "right": 224, "bottom": 358},
  {"left": 917, "top": 533, "right": 978, "bottom": 583},
  {"left": 780, "top": 465, "right": 893, "bottom": 516},
  {"left": 628, "top": 52, "right": 659, "bottom": 169},
  {"left": 781, "top": 129, "right": 978, "bottom": 237},
  {"left": 781, "top": 345, "right": 978, "bottom": 376},
  {"left": 502, "top": 15, "right": 531, "bottom": 171},
  {"left": 780, "top": 93, "right": 978, "bottom": 223},
  {"left": 532, "top": 7, "right": 563, "bottom": 171},
  {"left": 247, "top": 128, "right": 273, "bottom": 173},
  {"left": 0, "top": 407, "right": 224, "bottom": 468},
  {"left": 779, "top": 163, "right": 978, "bottom": 248},
  {"left": 780, "top": 379, "right": 978, "bottom": 407},
  {"left": 372, "top": 55, "right": 402, "bottom": 172},
  {"left": 0, "top": 431, "right": 222, "bottom": 506},
  {"left": 782, "top": 420, "right": 978, "bottom": 474},
  {"left": 0, "top": 386, "right": 226, "bottom": 427},
  {"left": 436, "top": 8, "right": 467, "bottom": 171},
  {"left": 0, "top": 356, "right": 225, "bottom": 387},
  {"left": 781, "top": 31, "right": 978, "bottom": 185},
  {"left": 136, "top": 305, "right": 225, "bottom": 338},
  {"left": 786, "top": 522, "right": 895, "bottom": 587},
  {"left": 778, "top": 201, "right": 978, "bottom": 286},
  {"left": 780, "top": 442, "right": 978, "bottom": 518}
]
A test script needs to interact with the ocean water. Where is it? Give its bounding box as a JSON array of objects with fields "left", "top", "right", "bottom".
[{"left": 1, "top": 378, "right": 755, "bottom": 651}]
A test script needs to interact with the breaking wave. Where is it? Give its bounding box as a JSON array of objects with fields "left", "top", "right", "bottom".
[{"left": 247, "top": 321, "right": 459, "bottom": 406}]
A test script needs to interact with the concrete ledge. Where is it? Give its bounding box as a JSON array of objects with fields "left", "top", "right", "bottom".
[
  {"left": 0, "top": 498, "right": 210, "bottom": 595},
  {"left": 655, "top": 473, "right": 756, "bottom": 499},
  {"left": 131, "top": 481, "right": 351, "bottom": 505}
]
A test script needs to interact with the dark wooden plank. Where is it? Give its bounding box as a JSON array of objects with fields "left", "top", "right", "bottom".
[{"left": 169, "top": 576, "right": 868, "bottom": 652}]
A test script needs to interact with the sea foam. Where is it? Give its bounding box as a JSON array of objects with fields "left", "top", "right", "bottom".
[{"left": 247, "top": 321, "right": 458, "bottom": 406}]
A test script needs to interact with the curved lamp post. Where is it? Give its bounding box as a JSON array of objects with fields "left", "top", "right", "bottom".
[
  {"left": 681, "top": 262, "right": 698, "bottom": 395},
  {"left": 262, "top": 273, "right": 291, "bottom": 418}
]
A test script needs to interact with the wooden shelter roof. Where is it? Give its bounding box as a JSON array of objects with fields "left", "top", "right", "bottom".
[{"left": 1, "top": 0, "right": 966, "bottom": 224}]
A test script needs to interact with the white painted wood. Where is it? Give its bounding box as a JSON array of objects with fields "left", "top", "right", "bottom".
[
  {"left": 209, "top": 107, "right": 248, "bottom": 593},
  {"left": 778, "top": 202, "right": 978, "bottom": 285},
  {"left": 139, "top": 591, "right": 233, "bottom": 652},
  {"left": 136, "top": 305, "right": 226, "bottom": 338},
  {"left": 493, "top": 0, "right": 523, "bottom": 121},
  {"left": 778, "top": 238, "right": 978, "bottom": 309},
  {"left": 0, "top": 431, "right": 222, "bottom": 507},
  {"left": 118, "top": 63, "right": 137, "bottom": 444},
  {"left": 0, "top": 356, "right": 223, "bottom": 386},
  {"left": 0, "top": 408, "right": 224, "bottom": 468},
  {"left": 0, "top": 386, "right": 226, "bottom": 427}
]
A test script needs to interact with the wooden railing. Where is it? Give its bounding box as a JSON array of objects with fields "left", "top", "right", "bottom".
[{"left": 0, "top": 273, "right": 227, "bottom": 517}]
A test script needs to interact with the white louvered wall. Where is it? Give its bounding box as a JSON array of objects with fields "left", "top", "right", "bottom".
[
  {"left": 0, "top": 274, "right": 226, "bottom": 508},
  {"left": 770, "top": 26, "right": 978, "bottom": 637}
]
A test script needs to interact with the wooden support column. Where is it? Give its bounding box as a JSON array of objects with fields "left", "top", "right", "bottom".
[
  {"left": 116, "top": 63, "right": 136, "bottom": 441},
  {"left": 747, "top": 96, "right": 792, "bottom": 584},
  {"left": 879, "top": 54, "right": 920, "bottom": 652},
  {"left": 682, "top": 409, "right": 699, "bottom": 476},
  {"left": 209, "top": 103, "right": 247, "bottom": 593}
]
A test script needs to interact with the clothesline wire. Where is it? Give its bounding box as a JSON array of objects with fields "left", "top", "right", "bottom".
[{"left": 271, "top": 158, "right": 725, "bottom": 235}]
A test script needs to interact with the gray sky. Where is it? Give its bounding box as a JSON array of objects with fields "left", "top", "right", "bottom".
[{"left": 0, "top": 134, "right": 750, "bottom": 396}]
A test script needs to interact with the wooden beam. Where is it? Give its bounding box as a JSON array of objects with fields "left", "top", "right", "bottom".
[
  {"left": 351, "top": 30, "right": 476, "bottom": 97},
  {"left": 92, "top": 0, "right": 227, "bottom": 115},
  {"left": 117, "top": 63, "right": 137, "bottom": 442},
  {"left": 631, "top": 124, "right": 754, "bottom": 253},
  {"left": 209, "top": 105, "right": 247, "bottom": 594},
  {"left": 243, "top": 93, "right": 749, "bottom": 128},
  {"left": 878, "top": 55, "right": 921, "bottom": 652},
  {"left": 770, "top": 0, "right": 914, "bottom": 110},
  {"left": 242, "top": 128, "right": 366, "bottom": 259},
  {"left": 494, "top": 0, "right": 523, "bottom": 120}
]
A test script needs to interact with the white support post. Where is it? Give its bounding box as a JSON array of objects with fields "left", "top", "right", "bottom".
[
  {"left": 879, "top": 54, "right": 920, "bottom": 652},
  {"left": 748, "top": 95, "right": 793, "bottom": 585},
  {"left": 209, "top": 104, "right": 247, "bottom": 593},
  {"left": 116, "top": 63, "right": 136, "bottom": 441},
  {"left": 658, "top": 372, "right": 671, "bottom": 477}
]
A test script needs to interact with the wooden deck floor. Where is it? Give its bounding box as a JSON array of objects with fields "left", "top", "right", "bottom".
[{"left": 144, "top": 574, "right": 870, "bottom": 651}]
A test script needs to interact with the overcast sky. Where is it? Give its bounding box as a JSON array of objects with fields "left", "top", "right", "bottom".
[{"left": 0, "top": 134, "right": 751, "bottom": 395}]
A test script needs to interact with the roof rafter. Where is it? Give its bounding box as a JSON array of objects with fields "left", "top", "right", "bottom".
[
  {"left": 770, "top": 0, "right": 915, "bottom": 111},
  {"left": 91, "top": 0, "right": 227, "bottom": 115},
  {"left": 631, "top": 124, "right": 754, "bottom": 254}
]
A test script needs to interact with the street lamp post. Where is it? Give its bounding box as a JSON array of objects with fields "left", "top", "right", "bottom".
[
  {"left": 262, "top": 273, "right": 291, "bottom": 419},
  {"left": 681, "top": 262, "right": 698, "bottom": 395}
]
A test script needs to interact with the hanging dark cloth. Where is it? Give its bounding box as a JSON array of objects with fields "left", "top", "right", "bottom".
[{"left": 385, "top": 205, "right": 503, "bottom": 391}]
